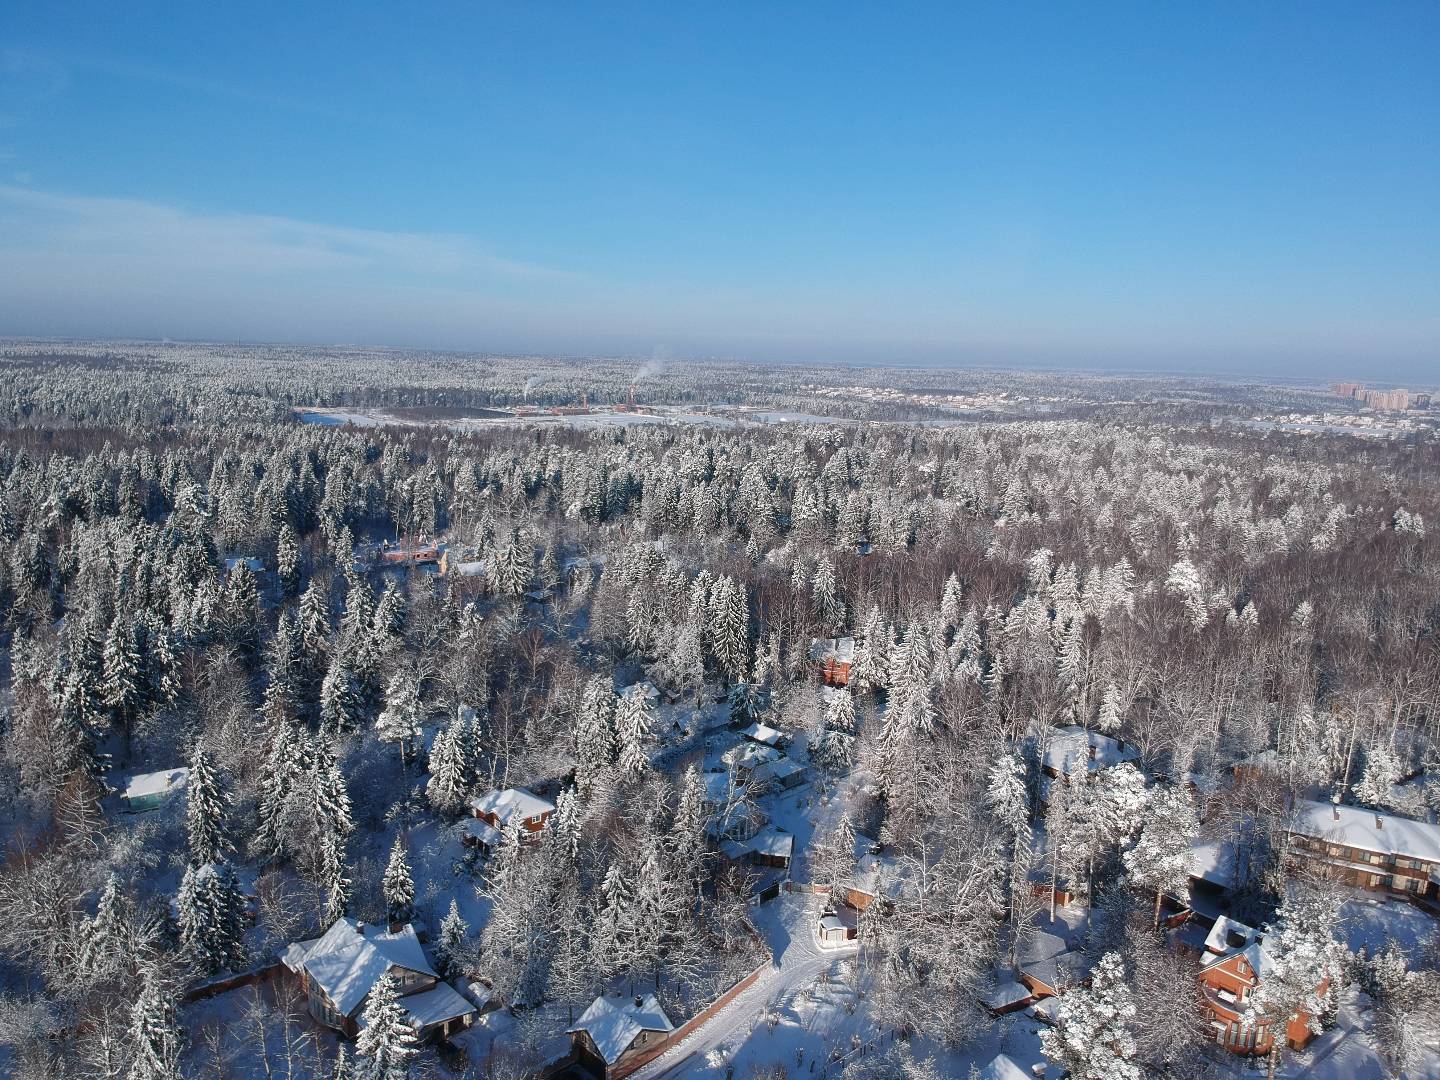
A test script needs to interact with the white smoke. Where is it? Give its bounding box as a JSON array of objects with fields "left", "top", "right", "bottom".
[
  {"left": 634, "top": 346, "right": 672, "bottom": 382},
  {"left": 523, "top": 375, "right": 542, "bottom": 400}
]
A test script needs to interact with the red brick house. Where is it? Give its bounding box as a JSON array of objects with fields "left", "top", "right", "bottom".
[
  {"left": 1198, "top": 916, "right": 1325, "bottom": 1056},
  {"left": 810, "top": 637, "right": 855, "bottom": 687}
]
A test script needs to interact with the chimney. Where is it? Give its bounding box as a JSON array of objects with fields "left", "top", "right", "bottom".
[
  {"left": 1375, "top": 814, "right": 1383, "bottom": 830},
  {"left": 1331, "top": 793, "right": 1341, "bottom": 821}
]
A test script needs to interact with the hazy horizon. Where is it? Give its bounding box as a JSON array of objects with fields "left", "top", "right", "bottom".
[{"left": 2, "top": 4, "right": 1436, "bottom": 379}]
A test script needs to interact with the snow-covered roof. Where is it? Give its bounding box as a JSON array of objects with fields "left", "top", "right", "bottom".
[
  {"left": 1188, "top": 838, "right": 1238, "bottom": 888},
  {"left": 978, "top": 1053, "right": 1033, "bottom": 1080},
  {"left": 1200, "top": 916, "right": 1275, "bottom": 980},
  {"left": 1042, "top": 726, "right": 1139, "bottom": 776},
  {"left": 1291, "top": 799, "right": 1440, "bottom": 865},
  {"left": 809, "top": 637, "right": 856, "bottom": 664},
  {"left": 849, "top": 842, "right": 912, "bottom": 900},
  {"left": 450, "top": 560, "right": 486, "bottom": 577},
  {"left": 726, "top": 742, "right": 781, "bottom": 771},
  {"left": 1205, "top": 915, "right": 1258, "bottom": 956},
  {"left": 567, "top": 994, "right": 674, "bottom": 1064},
  {"left": 752, "top": 756, "right": 805, "bottom": 785},
  {"left": 740, "top": 722, "right": 784, "bottom": 746},
  {"left": 1020, "top": 930, "right": 1087, "bottom": 991},
  {"left": 620, "top": 680, "right": 660, "bottom": 703},
  {"left": 983, "top": 980, "right": 1033, "bottom": 1011},
  {"left": 122, "top": 768, "right": 189, "bottom": 800},
  {"left": 723, "top": 825, "right": 795, "bottom": 862},
  {"left": 819, "top": 915, "right": 847, "bottom": 933},
  {"left": 284, "top": 918, "right": 436, "bottom": 1018},
  {"left": 701, "top": 771, "right": 745, "bottom": 806},
  {"left": 395, "top": 980, "right": 476, "bottom": 1030},
  {"left": 469, "top": 787, "right": 555, "bottom": 826},
  {"left": 462, "top": 818, "right": 503, "bottom": 847},
  {"left": 224, "top": 556, "right": 264, "bottom": 573}
]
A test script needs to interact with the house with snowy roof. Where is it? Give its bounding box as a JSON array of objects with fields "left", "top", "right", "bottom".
[
  {"left": 1198, "top": 915, "right": 1325, "bottom": 1056},
  {"left": 464, "top": 787, "right": 556, "bottom": 852},
  {"left": 119, "top": 767, "right": 189, "bottom": 812},
  {"left": 1017, "top": 928, "right": 1088, "bottom": 999},
  {"left": 976, "top": 1053, "right": 1034, "bottom": 1080},
  {"left": 1287, "top": 798, "right": 1440, "bottom": 902},
  {"left": 280, "top": 917, "right": 475, "bottom": 1041},
  {"left": 1040, "top": 725, "right": 1139, "bottom": 780},
  {"left": 567, "top": 993, "right": 675, "bottom": 1080},
  {"left": 809, "top": 637, "right": 855, "bottom": 687},
  {"left": 721, "top": 824, "right": 795, "bottom": 869}
]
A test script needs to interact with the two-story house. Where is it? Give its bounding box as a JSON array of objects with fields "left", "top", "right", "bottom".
[
  {"left": 281, "top": 917, "right": 476, "bottom": 1041},
  {"left": 1287, "top": 798, "right": 1440, "bottom": 903},
  {"left": 1198, "top": 916, "right": 1324, "bottom": 1056},
  {"left": 463, "top": 786, "right": 556, "bottom": 853}
]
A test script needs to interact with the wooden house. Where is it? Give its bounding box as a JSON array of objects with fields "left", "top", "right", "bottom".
[
  {"left": 567, "top": 993, "right": 675, "bottom": 1080},
  {"left": 120, "top": 768, "right": 188, "bottom": 812},
  {"left": 465, "top": 787, "right": 556, "bottom": 852},
  {"left": 280, "top": 918, "right": 475, "bottom": 1041}
]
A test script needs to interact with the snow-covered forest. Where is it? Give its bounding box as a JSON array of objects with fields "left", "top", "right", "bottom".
[{"left": 0, "top": 343, "right": 1438, "bottom": 1080}]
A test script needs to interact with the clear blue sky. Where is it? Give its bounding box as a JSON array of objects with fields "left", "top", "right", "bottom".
[{"left": 1, "top": 2, "right": 1436, "bottom": 377}]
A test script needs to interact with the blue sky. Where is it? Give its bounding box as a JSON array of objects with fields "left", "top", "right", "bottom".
[{"left": 1, "top": 2, "right": 1437, "bottom": 377}]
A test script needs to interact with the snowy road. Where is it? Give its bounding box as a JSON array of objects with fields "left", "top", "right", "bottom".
[{"left": 630, "top": 892, "right": 860, "bottom": 1080}]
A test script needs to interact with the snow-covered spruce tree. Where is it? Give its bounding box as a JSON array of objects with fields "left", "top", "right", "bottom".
[
  {"left": 381, "top": 835, "right": 415, "bottom": 927},
  {"left": 810, "top": 555, "right": 844, "bottom": 633},
  {"left": 355, "top": 969, "right": 418, "bottom": 1080},
  {"left": 185, "top": 741, "right": 231, "bottom": 867},
  {"left": 125, "top": 967, "right": 182, "bottom": 1080},
  {"left": 276, "top": 521, "right": 301, "bottom": 597},
  {"left": 319, "top": 823, "right": 352, "bottom": 926},
  {"left": 1122, "top": 783, "right": 1198, "bottom": 929},
  {"left": 1040, "top": 951, "right": 1141, "bottom": 1080},
  {"left": 320, "top": 654, "right": 364, "bottom": 733},
  {"left": 177, "top": 861, "right": 246, "bottom": 975},
  {"left": 708, "top": 575, "right": 750, "bottom": 683},
  {"left": 435, "top": 898, "right": 470, "bottom": 978},
  {"left": 376, "top": 671, "right": 423, "bottom": 767},
  {"left": 615, "top": 690, "right": 651, "bottom": 776},
  {"left": 1352, "top": 743, "right": 1401, "bottom": 809},
  {"left": 425, "top": 720, "right": 471, "bottom": 815},
  {"left": 811, "top": 687, "right": 857, "bottom": 775}
]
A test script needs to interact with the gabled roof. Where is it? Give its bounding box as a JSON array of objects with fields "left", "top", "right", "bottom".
[
  {"left": 284, "top": 918, "right": 436, "bottom": 1018},
  {"left": 389, "top": 980, "right": 476, "bottom": 1031},
  {"left": 978, "top": 1054, "right": 1033, "bottom": 1080},
  {"left": 1291, "top": 799, "right": 1440, "bottom": 865},
  {"left": 809, "top": 637, "right": 856, "bottom": 664},
  {"left": 122, "top": 768, "right": 189, "bottom": 800},
  {"left": 1200, "top": 916, "right": 1274, "bottom": 980},
  {"left": 740, "top": 722, "right": 784, "bottom": 746},
  {"left": 568, "top": 994, "right": 674, "bottom": 1064},
  {"left": 1042, "top": 726, "right": 1138, "bottom": 776},
  {"left": 469, "top": 787, "right": 555, "bottom": 825}
]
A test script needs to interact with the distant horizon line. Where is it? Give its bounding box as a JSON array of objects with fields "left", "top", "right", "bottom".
[{"left": 2, "top": 332, "right": 1435, "bottom": 392}]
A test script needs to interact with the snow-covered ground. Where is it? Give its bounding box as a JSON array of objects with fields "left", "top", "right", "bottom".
[{"left": 629, "top": 892, "right": 860, "bottom": 1080}]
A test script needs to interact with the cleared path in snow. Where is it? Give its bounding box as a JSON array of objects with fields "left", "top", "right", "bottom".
[{"left": 630, "top": 893, "right": 859, "bottom": 1080}]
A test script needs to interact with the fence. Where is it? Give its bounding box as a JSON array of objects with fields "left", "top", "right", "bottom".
[{"left": 611, "top": 956, "right": 773, "bottom": 1080}]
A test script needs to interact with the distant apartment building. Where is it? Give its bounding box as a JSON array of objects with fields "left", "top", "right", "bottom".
[{"left": 1331, "top": 383, "right": 1426, "bottom": 412}]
